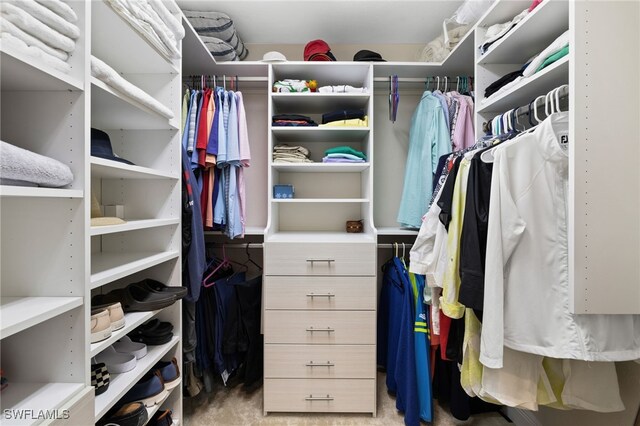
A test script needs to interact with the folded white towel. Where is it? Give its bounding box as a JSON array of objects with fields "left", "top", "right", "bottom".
[
  {"left": 105, "top": 0, "right": 180, "bottom": 60},
  {"left": 35, "top": 0, "right": 77, "bottom": 23},
  {"left": 148, "top": 0, "right": 184, "bottom": 40},
  {"left": 0, "top": 140, "right": 74, "bottom": 187},
  {"left": 91, "top": 55, "right": 174, "bottom": 119},
  {"left": 0, "top": 16, "right": 68, "bottom": 61},
  {"left": 8, "top": 0, "right": 80, "bottom": 39},
  {"left": 0, "top": 31, "right": 71, "bottom": 73},
  {"left": 2, "top": 2, "right": 75, "bottom": 53}
]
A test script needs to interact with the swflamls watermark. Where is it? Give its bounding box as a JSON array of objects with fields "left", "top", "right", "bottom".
[{"left": 3, "top": 409, "right": 71, "bottom": 420}]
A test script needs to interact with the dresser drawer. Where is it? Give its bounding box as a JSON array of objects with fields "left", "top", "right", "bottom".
[
  {"left": 265, "top": 344, "right": 375, "bottom": 379},
  {"left": 264, "top": 310, "right": 375, "bottom": 344},
  {"left": 264, "top": 378, "right": 375, "bottom": 413},
  {"left": 264, "top": 242, "right": 376, "bottom": 276},
  {"left": 264, "top": 276, "right": 375, "bottom": 310}
]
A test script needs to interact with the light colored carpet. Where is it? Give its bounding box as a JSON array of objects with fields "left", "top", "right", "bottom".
[{"left": 184, "top": 372, "right": 512, "bottom": 426}]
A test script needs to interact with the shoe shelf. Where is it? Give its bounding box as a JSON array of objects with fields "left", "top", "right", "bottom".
[
  {"left": 94, "top": 335, "right": 179, "bottom": 421},
  {"left": 0, "top": 297, "right": 83, "bottom": 340},
  {"left": 0, "top": 46, "right": 84, "bottom": 92},
  {"left": 0, "top": 382, "right": 85, "bottom": 426},
  {"left": 143, "top": 380, "right": 180, "bottom": 426},
  {"left": 91, "top": 78, "right": 180, "bottom": 131},
  {"left": 90, "top": 218, "right": 180, "bottom": 237},
  {"left": 0, "top": 186, "right": 84, "bottom": 199},
  {"left": 91, "top": 250, "right": 180, "bottom": 290},
  {"left": 272, "top": 163, "right": 370, "bottom": 173},
  {"left": 91, "top": 157, "right": 180, "bottom": 180},
  {"left": 90, "top": 310, "right": 162, "bottom": 358}
]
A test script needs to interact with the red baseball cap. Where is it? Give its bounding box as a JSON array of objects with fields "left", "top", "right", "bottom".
[{"left": 304, "top": 39, "right": 337, "bottom": 61}]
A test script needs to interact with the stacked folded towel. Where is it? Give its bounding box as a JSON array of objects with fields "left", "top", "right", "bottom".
[
  {"left": 273, "top": 145, "right": 313, "bottom": 163},
  {"left": 1, "top": 0, "right": 79, "bottom": 74},
  {"left": 1, "top": 140, "right": 74, "bottom": 188},
  {"left": 322, "top": 146, "right": 367, "bottom": 163},
  {"left": 106, "top": 0, "right": 185, "bottom": 61}
]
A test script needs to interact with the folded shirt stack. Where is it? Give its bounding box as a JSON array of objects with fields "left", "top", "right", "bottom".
[
  {"left": 318, "top": 85, "right": 368, "bottom": 93},
  {"left": 1, "top": 0, "right": 80, "bottom": 74},
  {"left": 272, "top": 114, "right": 318, "bottom": 127},
  {"left": 273, "top": 79, "right": 311, "bottom": 93},
  {"left": 322, "top": 146, "right": 367, "bottom": 163},
  {"left": 319, "top": 109, "right": 368, "bottom": 127},
  {"left": 273, "top": 145, "right": 313, "bottom": 163}
]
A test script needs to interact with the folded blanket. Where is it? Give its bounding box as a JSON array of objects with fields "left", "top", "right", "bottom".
[
  {"left": 35, "top": 0, "right": 77, "bottom": 23},
  {"left": 0, "top": 140, "right": 73, "bottom": 187},
  {"left": 91, "top": 56, "right": 174, "bottom": 119},
  {"left": 148, "top": 0, "right": 184, "bottom": 40},
  {"left": 0, "top": 16, "right": 68, "bottom": 61},
  {"left": 183, "top": 10, "right": 248, "bottom": 60},
  {"left": 0, "top": 31, "right": 71, "bottom": 73},
  {"left": 105, "top": 0, "right": 180, "bottom": 60},
  {"left": 8, "top": 0, "right": 80, "bottom": 39},
  {"left": 2, "top": 2, "right": 75, "bottom": 53}
]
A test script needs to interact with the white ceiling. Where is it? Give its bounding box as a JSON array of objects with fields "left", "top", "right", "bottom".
[{"left": 177, "top": 0, "right": 465, "bottom": 45}]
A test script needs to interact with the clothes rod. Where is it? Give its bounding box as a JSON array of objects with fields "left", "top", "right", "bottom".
[{"left": 207, "top": 243, "right": 414, "bottom": 249}]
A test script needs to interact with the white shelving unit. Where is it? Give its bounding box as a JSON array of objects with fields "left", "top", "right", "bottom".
[
  {"left": 0, "top": 1, "right": 92, "bottom": 424},
  {"left": 89, "top": 0, "right": 183, "bottom": 423}
]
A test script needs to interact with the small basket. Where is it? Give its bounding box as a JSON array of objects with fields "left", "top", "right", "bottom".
[{"left": 346, "top": 220, "right": 364, "bottom": 233}]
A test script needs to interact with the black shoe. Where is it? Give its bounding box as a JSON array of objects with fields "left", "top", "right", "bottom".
[
  {"left": 132, "top": 279, "right": 188, "bottom": 300},
  {"left": 98, "top": 402, "right": 148, "bottom": 426},
  {"left": 128, "top": 320, "right": 174, "bottom": 346},
  {"left": 92, "top": 285, "right": 177, "bottom": 313}
]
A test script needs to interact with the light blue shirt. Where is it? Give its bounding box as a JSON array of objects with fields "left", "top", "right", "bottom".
[{"left": 397, "top": 91, "right": 451, "bottom": 228}]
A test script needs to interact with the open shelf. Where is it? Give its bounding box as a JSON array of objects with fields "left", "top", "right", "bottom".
[
  {"left": 266, "top": 232, "right": 375, "bottom": 243},
  {"left": 205, "top": 226, "right": 265, "bottom": 236},
  {"left": 476, "top": 0, "right": 531, "bottom": 27},
  {"left": 91, "top": 218, "right": 179, "bottom": 236},
  {"left": 478, "top": 0, "right": 569, "bottom": 65},
  {"left": 90, "top": 310, "right": 161, "bottom": 357},
  {"left": 91, "top": 78, "right": 179, "bottom": 131},
  {"left": 0, "top": 186, "right": 83, "bottom": 199},
  {"left": 0, "top": 47, "right": 83, "bottom": 92},
  {"left": 477, "top": 56, "right": 569, "bottom": 114},
  {"left": 0, "top": 382, "right": 85, "bottom": 425},
  {"left": 91, "top": 157, "right": 180, "bottom": 180},
  {"left": 91, "top": 250, "right": 180, "bottom": 289},
  {"left": 95, "top": 336, "right": 179, "bottom": 421},
  {"left": 376, "top": 227, "right": 419, "bottom": 235},
  {"left": 372, "top": 28, "right": 475, "bottom": 78},
  {"left": 272, "top": 163, "right": 370, "bottom": 173},
  {"left": 273, "top": 198, "right": 368, "bottom": 203},
  {"left": 272, "top": 127, "right": 370, "bottom": 142},
  {"left": 0, "top": 297, "right": 83, "bottom": 340},
  {"left": 272, "top": 93, "right": 370, "bottom": 112},
  {"left": 91, "top": 0, "right": 178, "bottom": 74}
]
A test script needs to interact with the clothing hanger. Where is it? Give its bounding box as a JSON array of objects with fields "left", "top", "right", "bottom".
[
  {"left": 245, "top": 243, "right": 262, "bottom": 271},
  {"left": 533, "top": 95, "right": 546, "bottom": 124},
  {"left": 203, "top": 244, "right": 232, "bottom": 287}
]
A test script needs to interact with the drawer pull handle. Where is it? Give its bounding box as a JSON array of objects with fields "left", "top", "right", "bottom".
[
  {"left": 306, "top": 293, "right": 335, "bottom": 298},
  {"left": 306, "top": 361, "right": 335, "bottom": 367},
  {"left": 306, "top": 259, "right": 335, "bottom": 265},
  {"left": 306, "top": 327, "right": 335, "bottom": 333},
  {"left": 305, "top": 394, "right": 334, "bottom": 401}
]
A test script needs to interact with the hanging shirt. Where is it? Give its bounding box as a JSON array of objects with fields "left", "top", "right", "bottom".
[
  {"left": 397, "top": 91, "right": 451, "bottom": 229},
  {"left": 481, "top": 112, "right": 640, "bottom": 369},
  {"left": 225, "top": 91, "right": 243, "bottom": 239},
  {"left": 432, "top": 90, "right": 450, "bottom": 135},
  {"left": 450, "top": 92, "right": 475, "bottom": 151},
  {"left": 236, "top": 92, "right": 251, "bottom": 237},
  {"left": 410, "top": 273, "right": 433, "bottom": 423},
  {"left": 186, "top": 90, "right": 199, "bottom": 155}
]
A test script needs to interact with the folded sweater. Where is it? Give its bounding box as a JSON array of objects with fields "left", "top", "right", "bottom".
[{"left": 324, "top": 146, "right": 366, "bottom": 160}]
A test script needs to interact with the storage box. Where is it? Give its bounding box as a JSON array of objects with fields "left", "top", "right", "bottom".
[
  {"left": 104, "top": 204, "right": 125, "bottom": 219},
  {"left": 273, "top": 184, "right": 294, "bottom": 199}
]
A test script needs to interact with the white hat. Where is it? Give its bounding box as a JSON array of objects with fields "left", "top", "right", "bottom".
[{"left": 261, "top": 51, "right": 287, "bottom": 63}]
